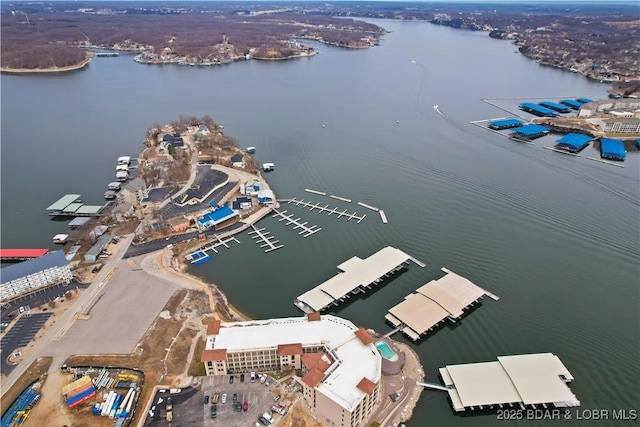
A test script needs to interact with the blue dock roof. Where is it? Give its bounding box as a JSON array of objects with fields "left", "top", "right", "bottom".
[
  {"left": 556, "top": 133, "right": 591, "bottom": 151},
  {"left": 576, "top": 98, "right": 593, "bottom": 104},
  {"left": 512, "top": 124, "right": 549, "bottom": 136},
  {"left": 198, "top": 206, "right": 238, "bottom": 227},
  {"left": 488, "top": 118, "right": 522, "bottom": 129},
  {"left": 519, "top": 103, "right": 559, "bottom": 117},
  {"left": 560, "top": 99, "right": 583, "bottom": 109},
  {"left": 600, "top": 138, "right": 626, "bottom": 160},
  {"left": 539, "top": 101, "right": 571, "bottom": 113}
]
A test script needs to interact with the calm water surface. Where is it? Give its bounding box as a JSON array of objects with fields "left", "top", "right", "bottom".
[{"left": 1, "top": 20, "right": 638, "bottom": 426}]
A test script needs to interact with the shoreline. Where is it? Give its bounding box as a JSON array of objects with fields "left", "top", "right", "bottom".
[{"left": 0, "top": 54, "right": 93, "bottom": 75}]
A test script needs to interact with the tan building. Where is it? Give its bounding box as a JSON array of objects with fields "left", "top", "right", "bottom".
[
  {"left": 201, "top": 314, "right": 382, "bottom": 427},
  {"left": 167, "top": 216, "right": 190, "bottom": 232}
]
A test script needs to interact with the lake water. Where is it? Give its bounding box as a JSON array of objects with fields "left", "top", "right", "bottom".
[{"left": 1, "top": 19, "right": 638, "bottom": 426}]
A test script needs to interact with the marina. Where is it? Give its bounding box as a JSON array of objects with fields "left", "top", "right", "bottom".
[
  {"left": 248, "top": 225, "right": 284, "bottom": 253},
  {"left": 439, "top": 353, "right": 580, "bottom": 412},
  {"left": 271, "top": 209, "right": 322, "bottom": 237},
  {"left": 46, "top": 194, "right": 106, "bottom": 217},
  {"left": 385, "top": 267, "right": 499, "bottom": 341},
  {"left": 286, "top": 198, "right": 366, "bottom": 223},
  {"left": 186, "top": 236, "right": 241, "bottom": 262},
  {"left": 294, "top": 246, "right": 424, "bottom": 313}
]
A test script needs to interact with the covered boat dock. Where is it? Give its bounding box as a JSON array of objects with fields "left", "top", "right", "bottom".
[
  {"left": 488, "top": 118, "right": 523, "bottom": 130},
  {"left": 385, "top": 268, "right": 499, "bottom": 341},
  {"left": 600, "top": 138, "right": 626, "bottom": 160},
  {"left": 560, "top": 99, "right": 583, "bottom": 110},
  {"left": 0, "top": 248, "right": 49, "bottom": 262},
  {"left": 538, "top": 101, "right": 571, "bottom": 113},
  {"left": 519, "top": 103, "right": 559, "bottom": 117},
  {"left": 555, "top": 133, "right": 591, "bottom": 153},
  {"left": 510, "top": 124, "right": 550, "bottom": 141},
  {"left": 294, "top": 246, "right": 424, "bottom": 313},
  {"left": 439, "top": 353, "right": 580, "bottom": 412}
]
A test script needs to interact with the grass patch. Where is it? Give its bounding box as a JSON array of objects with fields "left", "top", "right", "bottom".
[{"left": 188, "top": 336, "right": 206, "bottom": 377}]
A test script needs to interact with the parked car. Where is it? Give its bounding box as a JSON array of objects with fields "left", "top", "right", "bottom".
[
  {"left": 210, "top": 404, "right": 217, "bottom": 419},
  {"left": 251, "top": 371, "right": 256, "bottom": 382},
  {"left": 235, "top": 402, "right": 242, "bottom": 412},
  {"left": 232, "top": 393, "right": 238, "bottom": 404},
  {"left": 212, "top": 394, "right": 219, "bottom": 404},
  {"left": 204, "top": 395, "right": 209, "bottom": 405},
  {"left": 240, "top": 373, "right": 245, "bottom": 382},
  {"left": 243, "top": 401, "right": 248, "bottom": 412},
  {"left": 259, "top": 374, "right": 266, "bottom": 384},
  {"left": 221, "top": 393, "right": 227, "bottom": 404},
  {"left": 229, "top": 375, "right": 234, "bottom": 384},
  {"left": 259, "top": 416, "right": 269, "bottom": 426}
]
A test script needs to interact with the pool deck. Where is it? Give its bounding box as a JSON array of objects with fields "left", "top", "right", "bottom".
[{"left": 377, "top": 337, "right": 405, "bottom": 376}]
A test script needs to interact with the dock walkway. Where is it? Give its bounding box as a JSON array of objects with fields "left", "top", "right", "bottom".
[
  {"left": 287, "top": 198, "right": 366, "bottom": 223},
  {"left": 272, "top": 209, "right": 322, "bottom": 237},
  {"left": 248, "top": 225, "right": 283, "bottom": 253}
]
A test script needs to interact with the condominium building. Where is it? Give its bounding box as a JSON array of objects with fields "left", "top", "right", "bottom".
[
  {"left": 0, "top": 251, "right": 72, "bottom": 302},
  {"left": 202, "top": 314, "right": 382, "bottom": 427}
]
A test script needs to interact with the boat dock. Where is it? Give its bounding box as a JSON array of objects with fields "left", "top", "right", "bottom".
[
  {"left": 439, "top": 353, "right": 580, "bottom": 412},
  {"left": 46, "top": 194, "right": 106, "bottom": 217},
  {"left": 287, "top": 198, "right": 366, "bottom": 223},
  {"left": 330, "top": 195, "right": 352, "bottom": 203},
  {"left": 0, "top": 248, "right": 49, "bottom": 262},
  {"left": 271, "top": 209, "right": 322, "bottom": 237},
  {"left": 379, "top": 210, "right": 388, "bottom": 224},
  {"left": 186, "top": 236, "right": 241, "bottom": 262},
  {"left": 294, "top": 246, "right": 424, "bottom": 313},
  {"left": 248, "top": 225, "right": 284, "bottom": 253},
  {"left": 305, "top": 189, "right": 327, "bottom": 196},
  {"left": 385, "top": 267, "right": 499, "bottom": 341},
  {"left": 357, "top": 202, "right": 379, "bottom": 212}
]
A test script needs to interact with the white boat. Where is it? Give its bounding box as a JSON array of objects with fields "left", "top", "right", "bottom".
[
  {"left": 116, "top": 171, "right": 129, "bottom": 181},
  {"left": 104, "top": 191, "right": 117, "bottom": 200},
  {"left": 108, "top": 182, "right": 122, "bottom": 190},
  {"left": 117, "top": 156, "right": 131, "bottom": 165},
  {"left": 262, "top": 163, "right": 275, "bottom": 172}
]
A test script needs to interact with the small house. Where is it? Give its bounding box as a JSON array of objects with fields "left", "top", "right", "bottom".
[
  {"left": 168, "top": 216, "right": 191, "bottom": 232},
  {"left": 231, "top": 154, "right": 245, "bottom": 168}
]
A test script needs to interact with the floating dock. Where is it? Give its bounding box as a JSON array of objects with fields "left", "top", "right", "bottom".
[
  {"left": 287, "top": 198, "right": 366, "bottom": 223},
  {"left": 385, "top": 267, "right": 498, "bottom": 341},
  {"left": 330, "top": 195, "right": 352, "bottom": 203},
  {"left": 248, "top": 225, "right": 283, "bottom": 253},
  {"left": 189, "top": 251, "right": 211, "bottom": 265},
  {"left": 305, "top": 189, "right": 326, "bottom": 196},
  {"left": 379, "top": 210, "right": 388, "bottom": 224},
  {"left": 439, "top": 353, "right": 580, "bottom": 413},
  {"left": 356, "top": 202, "right": 379, "bottom": 212},
  {"left": 294, "top": 246, "right": 424, "bottom": 313},
  {"left": 186, "top": 236, "right": 240, "bottom": 261},
  {"left": 272, "top": 209, "right": 322, "bottom": 237}
]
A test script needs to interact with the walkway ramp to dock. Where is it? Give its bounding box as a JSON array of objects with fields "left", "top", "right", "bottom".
[
  {"left": 416, "top": 382, "right": 452, "bottom": 392},
  {"left": 248, "top": 225, "right": 283, "bottom": 253},
  {"left": 272, "top": 208, "right": 322, "bottom": 237}
]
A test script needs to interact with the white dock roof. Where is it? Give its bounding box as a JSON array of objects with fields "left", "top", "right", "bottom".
[
  {"left": 386, "top": 267, "right": 499, "bottom": 339},
  {"left": 208, "top": 315, "right": 381, "bottom": 412},
  {"left": 441, "top": 353, "right": 579, "bottom": 411},
  {"left": 297, "top": 246, "right": 412, "bottom": 311},
  {"left": 46, "top": 194, "right": 81, "bottom": 211}
]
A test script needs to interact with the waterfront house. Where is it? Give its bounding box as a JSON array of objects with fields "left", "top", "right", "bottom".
[
  {"left": 118, "top": 177, "right": 150, "bottom": 207},
  {"left": 230, "top": 153, "right": 245, "bottom": 168}
]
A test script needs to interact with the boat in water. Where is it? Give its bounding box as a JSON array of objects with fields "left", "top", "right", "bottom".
[{"left": 107, "top": 182, "right": 122, "bottom": 191}]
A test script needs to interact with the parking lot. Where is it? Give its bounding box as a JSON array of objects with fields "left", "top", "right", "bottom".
[
  {"left": 0, "top": 313, "right": 52, "bottom": 375},
  {"left": 201, "top": 374, "right": 285, "bottom": 427}
]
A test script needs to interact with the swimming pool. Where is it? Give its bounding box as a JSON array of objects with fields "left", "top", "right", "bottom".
[{"left": 375, "top": 341, "right": 398, "bottom": 362}]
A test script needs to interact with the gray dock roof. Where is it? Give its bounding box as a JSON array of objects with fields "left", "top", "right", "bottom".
[
  {"left": 46, "top": 194, "right": 81, "bottom": 211},
  {"left": 76, "top": 205, "right": 104, "bottom": 215}
]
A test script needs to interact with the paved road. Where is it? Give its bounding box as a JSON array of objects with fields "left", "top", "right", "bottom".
[
  {"left": 0, "top": 313, "right": 52, "bottom": 376},
  {"left": 0, "top": 233, "right": 135, "bottom": 392},
  {"left": 124, "top": 222, "right": 245, "bottom": 259}
]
